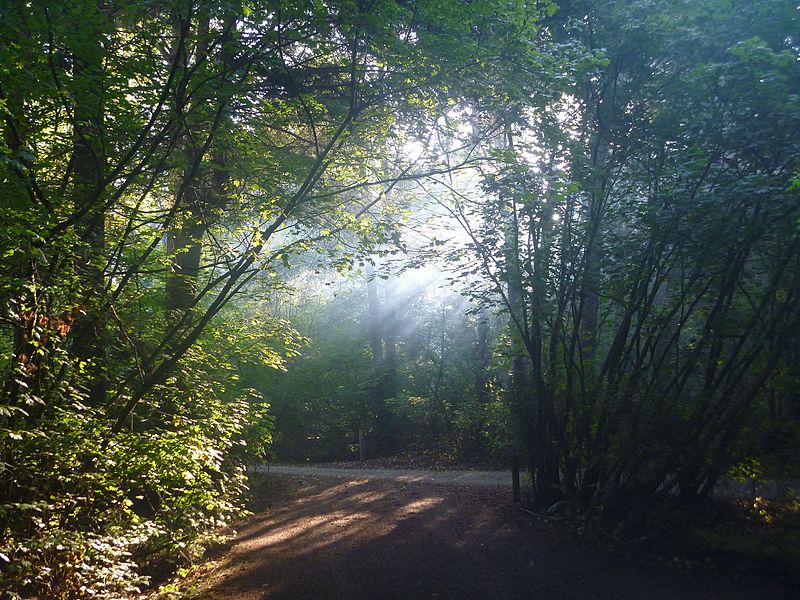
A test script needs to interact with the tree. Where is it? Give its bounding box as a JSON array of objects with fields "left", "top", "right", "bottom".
[
  {"left": 449, "top": 0, "right": 800, "bottom": 514},
  {"left": 0, "top": 0, "right": 560, "bottom": 594}
]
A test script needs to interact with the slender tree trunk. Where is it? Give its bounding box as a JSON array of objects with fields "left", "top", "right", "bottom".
[
  {"left": 365, "top": 262, "right": 383, "bottom": 457},
  {"left": 383, "top": 272, "right": 397, "bottom": 401},
  {"left": 476, "top": 305, "right": 491, "bottom": 404},
  {"left": 530, "top": 200, "right": 561, "bottom": 506},
  {"left": 164, "top": 11, "right": 234, "bottom": 323},
  {"left": 503, "top": 194, "right": 533, "bottom": 492},
  {"left": 71, "top": 1, "right": 108, "bottom": 406},
  {"left": 379, "top": 272, "right": 399, "bottom": 454},
  {"left": 366, "top": 263, "right": 383, "bottom": 366},
  {"left": 165, "top": 158, "right": 207, "bottom": 317},
  {"left": 358, "top": 426, "right": 366, "bottom": 461},
  {"left": 577, "top": 137, "right": 608, "bottom": 373}
]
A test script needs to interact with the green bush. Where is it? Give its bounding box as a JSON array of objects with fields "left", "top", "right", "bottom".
[{"left": 1, "top": 329, "right": 273, "bottom": 598}]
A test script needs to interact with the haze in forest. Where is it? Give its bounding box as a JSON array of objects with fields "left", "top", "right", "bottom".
[{"left": 1, "top": 0, "right": 798, "bottom": 597}]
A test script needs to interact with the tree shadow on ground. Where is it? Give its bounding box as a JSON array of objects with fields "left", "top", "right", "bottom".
[{"left": 206, "top": 475, "right": 796, "bottom": 600}]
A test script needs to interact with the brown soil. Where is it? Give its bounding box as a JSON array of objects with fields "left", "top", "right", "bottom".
[
  {"left": 187, "top": 473, "right": 796, "bottom": 600},
  {"left": 301, "top": 454, "right": 503, "bottom": 471}
]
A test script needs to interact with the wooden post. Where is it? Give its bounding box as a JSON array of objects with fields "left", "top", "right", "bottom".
[{"left": 512, "top": 456, "right": 521, "bottom": 503}]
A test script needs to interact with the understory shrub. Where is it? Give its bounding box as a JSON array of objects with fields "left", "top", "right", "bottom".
[{"left": 1, "top": 338, "right": 272, "bottom": 598}]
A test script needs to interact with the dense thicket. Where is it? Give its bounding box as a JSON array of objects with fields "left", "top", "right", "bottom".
[
  {"left": 488, "top": 0, "right": 800, "bottom": 513},
  {"left": 1, "top": 0, "right": 798, "bottom": 597}
]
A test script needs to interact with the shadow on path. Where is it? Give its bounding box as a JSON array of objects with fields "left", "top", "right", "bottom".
[{"left": 205, "top": 474, "right": 794, "bottom": 600}]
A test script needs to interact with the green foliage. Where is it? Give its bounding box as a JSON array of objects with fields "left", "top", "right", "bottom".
[
  {"left": 0, "top": 529, "right": 149, "bottom": 600},
  {"left": 727, "top": 458, "right": 766, "bottom": 484},
  {"left": 2, "top": 0, "right": 798, "bottom": 593},
  {"left": 441, "top": 0, "right": 800, "bottom": 516},
  {"left": 0, "top": 311, "right": 278, "bottom": 596},
  {"left": 3, "top": 0, "right": 555, "bottom": 594}
]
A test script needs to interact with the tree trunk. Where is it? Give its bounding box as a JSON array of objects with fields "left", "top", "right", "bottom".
[
  {"left": 365, "top": 262, "right": 383, "bottom": 458},
  {"left": 164, "top": 11, "right": 234, "bottom": 323},
  {"left": 476, "top": 305, "right": 491, "bottom": 404},
  {"left": 71, "top": 1, "right": 108, "bottom": 407},
  {"left": 383, "top": 273, "right": 397, "bottom": 400},
  {"left": 358, "top": 426, "right": 366, "bottom": 461},
  {"left": 165, "top": 160, "right": 207, "bottom": 318}
]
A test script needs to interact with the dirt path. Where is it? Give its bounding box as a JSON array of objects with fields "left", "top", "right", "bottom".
[
  {"left": 262, "top": 464, "right": 512, "bottom": 487},
  {"left": 197, "top": 472, "right": 794, "bottom": 600}
]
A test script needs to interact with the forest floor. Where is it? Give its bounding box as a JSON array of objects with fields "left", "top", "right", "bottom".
[{"left": 164, "top": 468, "right": 799, "bottom": 600}]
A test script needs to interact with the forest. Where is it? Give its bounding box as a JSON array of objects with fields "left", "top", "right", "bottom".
[{"left": 1, "top": 0, "right": 799, "bottom": 597}]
